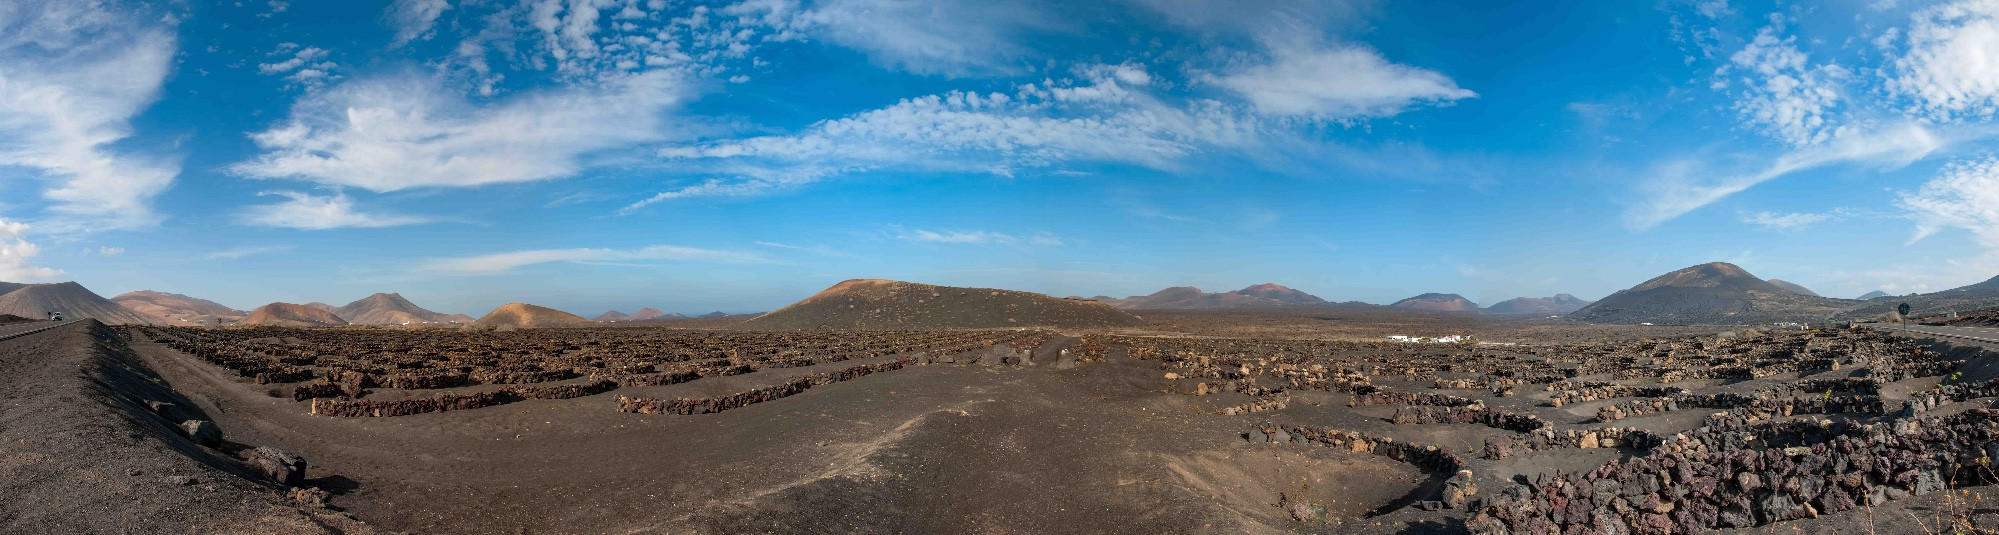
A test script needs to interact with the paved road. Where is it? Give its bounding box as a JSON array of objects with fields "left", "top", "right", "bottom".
[
  {"left": 0, "top": 320, "right": 79, "bottom": 344},
  {"left": 1865, "top": 322, "right": 1999, "bottom": 346}
]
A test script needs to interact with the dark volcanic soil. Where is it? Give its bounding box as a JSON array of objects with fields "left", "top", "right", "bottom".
[
  {"left": 124, "top": 334, "right": 1427, "bottom": 533},
  {"left": 0, "top": 321, "right": 369, "bottom": 533}
]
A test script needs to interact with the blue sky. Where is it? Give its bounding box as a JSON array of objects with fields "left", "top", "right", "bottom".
[{"left": 5, "top": 0, "right": 1999, "bottom": 316}]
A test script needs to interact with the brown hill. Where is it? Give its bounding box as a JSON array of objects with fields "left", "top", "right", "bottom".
[
  {"left": 302, "top": 302, "right": 339, "bottom": 313},
  {"left": 594, "top": 310, "right": 629, "bottom": 322},
  {"left": 0, "top": 281, "right": 27, "bottom": 296},
  {"left": 1571, "top": 262, "right": 1853, "bottom": 325},
  {"left": 334, "top": 293, "right": 463, "bottom": 325},
  {"left": 747, "top": 279, "right": 1144, "bottom": 330},
  {"left": 0, "top": 282, "right": 159, "bottom": 324},
  {"left": 1227, "top": 283, "right": 1327, "bottom": 305},
  {"left": 1389, "top": 293, "right": 1480, "bottom": 312},
  {"left": 1766, "top": 279, "right": 1821, "bottom": 297},
  {"left": 1486, "top": 294, "right": 1592, "bottom": 315},
  {"left": 1104, "top": 283, "right": 1325, "bottom": 309},
  {"left": 625, "top": 307, "right": 671, "bottom": 320},
  {"left": 240, "top": 303, "right": 349, "bottom": 327},
  {"left": 471, "top": 303, "right": 595, "bottom": 329},
  {"left": 111, "top": 291, "right": 246, "bottom": 325}
]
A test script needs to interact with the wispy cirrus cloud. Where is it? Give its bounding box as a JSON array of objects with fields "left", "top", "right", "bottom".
[
  {"left": 233, "top": 70, "right": 688, "bottom": 192},
  {"left": 1625, "top": 122, "right": 1943, "bottom": 230},
  {"left": 205, "top": 245, "right": 295, "bottom": 260},
  {"left": 727, "top": 0, "right": 1058, "bottom": 77},
  {"left": 893, "top": 228, "right": 1063, "bottom": 246},
  {"left": 422, "top": 245, "right": 772, "bottom": 273},
  {"left": 1900, "top": 155, "right": 1999, "bottom": 247},
  {"left": 239, "top": 190, "right": 431, "bottom": 230},
  {"left": 1741, "top": 211, "right": 1832, "bottom": 231},
  {"left": 1207, "top": 40, "right": 1476, "bottom": 120},
  {"left": 0, "top": 0, "right": 179, "bottom": 232}
]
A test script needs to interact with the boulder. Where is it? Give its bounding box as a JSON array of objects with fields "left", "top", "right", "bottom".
[
  {"left": 179, "top": 420, "right": 220, "bottom": 448},
  {"left": 246, "top": 446, "right": 307, "bottom": 487},
  {"left": 1443, "top": 470, "right": 1478, "bottom": 508}
]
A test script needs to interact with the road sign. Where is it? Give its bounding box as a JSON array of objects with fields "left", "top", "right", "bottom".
[{"left": 1899, "top": 303, "right": 1911, "bottom": 336}]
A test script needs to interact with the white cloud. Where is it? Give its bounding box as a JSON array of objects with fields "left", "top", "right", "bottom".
[
  {"left": 1696, "top": 0, "right": 1734, "bottom": 19},
  {"left": 239, "top": 191, "right": 432, "bottom": 230},
  {"left": 388, "top": 0, "right": 453, "bottom": 46},
  {"left": 233, "top": 70, "right": 686, "bottom": 191},
  {"left": 1891, "top": 0, "right": 1999, "bottom": 120},
  {"left": 634, "top": 63, "right": 1260, "bottom": 211},
  {"left": 721, "top": 0, "right": 1051, "bottom": 77},
  {"left": 205, "top": 245, "right": 294, "bottom": 260},
  {"left": 94, "top": 246, "right": 124, "bottom": 256},
  {"left": 1899, "top": 155, "right": 1999, "bottom": 247},
  {"left": 893, "top": 228, "right": 1062, "bottom": 246},
  {"left": 0, "top": 219, "right": 62, "bottom": 281},
  {"left": 0, "top": 1, "right": 179, "bottom": 231},
  {"left": 1742, "top": 211, "right": 1832, "bottom": 231},
  {"left": 258, "top": 45, "right": 339, "bottom": 88},
  {"left": 422, "top": 245, "right": 772, "bottom": 272},
  {"left": 1626, "top": 123, "right": 1942, "bottom": 229},
  {"left": 620, "top": 165, "right": 837, "bottom": 214},
  {"left": 1722, "top": 25, "right": 1848, "bottom": 146},
  {"left": 1208, "top": 41, "right": 1476, "bottom": 120}
]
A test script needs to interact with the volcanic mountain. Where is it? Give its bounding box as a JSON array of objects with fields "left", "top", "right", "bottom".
[
  {"left": 1857, "top": 290, "right": 1890, "bottom": 300},
  {"left": 1570, "top": 262, "right": 1853, "bottom": 325},
  {"left": 594, "top": 310, "right": 629, "bottom": 322},
  {"left": 747, "top": 279, "right": 1145, "bottom": 330},
  {"left": 1389, "top": 293, "right": 1480, "bottom": 312},
  {"left": 1486, "top": 294, "right": 1593, "bottom": 315},
  {"left": 0, "top": 281, "right": 27, "bottom": 296},
  {"left": 1766, "top": 279, "right": 1820, "bottom": 297},
  {"left": 1102, "top": 283, "right": 1326, "bottom": 309},
  {"left": 624, "top": 307, "right": 672, "bottom": 321},
  {"left": 111, "top": 291, "right": 246, "bottom": 325},
  {"left": 333, "top": 293, "right": 470, "bottom": 325},
  {"left": 303, "top": 302, "right": 339, "bottom": 314},
  {"left": 471, "top": 303, "right": 595, "bottom": 329},
  {"left": 0, "top": 282, "right": 159, "bottom": 324},
  {"left": 240, "top": 303, "right": 349, "bottom": 327}
]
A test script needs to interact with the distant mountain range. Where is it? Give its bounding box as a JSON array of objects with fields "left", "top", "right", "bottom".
[{"left": 1093, "top": 283, "right": 1328, "bottom": 309}]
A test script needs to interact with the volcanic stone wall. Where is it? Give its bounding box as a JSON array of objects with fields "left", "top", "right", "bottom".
[
  {"left": 616, "top": 356, "right": 915, "bottom": 415},
  {"left": 1468, "top": 408, "right": 1999, "bottom": 533}
]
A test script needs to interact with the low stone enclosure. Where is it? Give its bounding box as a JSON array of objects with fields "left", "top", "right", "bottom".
[{"left": 1469, "top": 408, "right": 1999, "bottom": 533}]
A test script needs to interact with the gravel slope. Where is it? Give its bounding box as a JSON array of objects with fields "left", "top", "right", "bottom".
[{"left": 0, "top": 321, "right": 374, "bottom": 534}]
